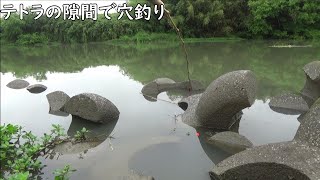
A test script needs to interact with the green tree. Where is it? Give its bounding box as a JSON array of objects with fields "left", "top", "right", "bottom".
[
  {"left": 247, "top": 0, "right": 320, "bottom": 39},
  {"left": 167, "top": 0, "right": 225, "bottom": 37},
  {"left": 1, "top": 14, "right": 25, "bottom": 42}
]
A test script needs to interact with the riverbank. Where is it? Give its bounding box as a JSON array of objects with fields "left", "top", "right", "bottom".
[
  {"left": 1, "top": 0, "right": 319, "bottom": 46},
  {"left": 0, "top": 32, "right": 245, "bottom": 47},
  {"left": 3, "top": 32, "right": 320, "bottom": 48}
]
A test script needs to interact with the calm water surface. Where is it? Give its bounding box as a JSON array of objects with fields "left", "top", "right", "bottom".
[{"left": 1, "top": 41, "right": 319, "bottom": 180}]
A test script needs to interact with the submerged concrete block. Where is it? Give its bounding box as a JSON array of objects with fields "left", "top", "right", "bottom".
[
  {"left": 46, "top": 91, "right": 70, "bottom": 116},
  {"left": 210, "top": 98, "right": 320, "bottom": 180},
  {"left": 208, "top": 131, "right": 253, "bottom": 154},
  {"left": 27, "top": 84, "right": 47, "bottom": 94},
  {"left": 269, "top": 61, "right": 320, "bottom": 114},
  {"left": 179, "top": 70, "right": 257, "bottom": 130},
  {"left": 269, "top": 92, "right": 309, "bottom": 115},
  {"left": 141, "top": 78, "right": 204, "bottom": 102}
]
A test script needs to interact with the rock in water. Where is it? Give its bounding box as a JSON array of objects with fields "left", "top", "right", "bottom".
[
  {"left": 141, "top": 78, "right": 176, "bottom": 102},
  {"left": 208, "top": 131, "right": 253, "bottom": 154},
  {"left": 27, "top": 84, "right": 47, "bottom": 93},
  {"left": 195, "top": 128, "right": 235, "bottom": 164},
  {"left": 143, "top": 78, "right": 176, "bottom": 93},
  {"left": 303, "top": 61, "right": 320, "bottom": 82},
  {"left": 301, "top": 61, "right": 320, "bottom": 105},
  {"left": 46, "top": 91, "right": 70, "bottom": 111},
  {"left": 210, "top": 141, "right": 316, "bottom": 180},
  {"left": 295, "top": 98, "right": 320, "bottom": 147},
  {"left": 179, "top": 70, "right": 257, "bottom": 130},
  {"left": 6, "top": 79, "right": 29, "bottom": 89},
  {"left": 141, "top": 78, "right": 204, "bottom": 102},
  {"left": 269, "top": 92, "right": 309, "bottom": 115},
  {"left": 46, "top": 91, "right": 70, "bottom": 116},
  {"left": 196, "top": 70, "right": 256, "bottom": 128},
  {"left": 268, "top": 61, "right": 320, "bottom": 115},
  {"left": 210, "top": 98, "right": 320, "bottom": 180},
  {"left": 63, "top": 93, "right": 120, "bottom": 123}
]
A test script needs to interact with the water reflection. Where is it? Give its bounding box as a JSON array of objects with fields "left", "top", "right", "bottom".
[
  {"left": 0, "top": 41, "right": 315, "bottom": 179},
  {"left": 128, "top": 141, "right": 213, "bottom": 180},
  {"left": 1, "top": 41, "right": 318, "bottom": 98},
  {"left": 53, "top": 116, "right": 118, "bottom": 155}
]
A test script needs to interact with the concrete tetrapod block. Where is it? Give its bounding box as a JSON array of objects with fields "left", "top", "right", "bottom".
[
  {"left": 269, "top": 61, "right": 320, "bottom": 115},
  {"left": 141, "top": 78, "right": 204, "bottom": 102},
  {"left": 178, "top": 70, "right": 257, "bottom": 130},
  {"left": 208, "top": 131, "right": 253, "bottom": 155},
  {"left": 141, "top": 78, "right": 176, "bottom": 102},
  {"left": 210, "top": 98, "right": 320, "bottom": 180},
  {"left": 63, "top": 93, "right": 120, "bottom": 124},
  {"left": 195, "top": 128, "right": 235, "bottom": 165},
  {"left": 303, "top": 61, "right": 320, "bottom": 82},
  {"left": 46, "top": 91, "right": 70, "bottom": 116},
  {"left": 295, "top": 98, "right": 320, "bottom": 148},
  {"left": 301, "top": 61, "right": 320, "bottom": 105},
  {"left": 269, "top": 92, "right": 309, "bottom": 115},
  {"left": 6, "top": 79, "right": 29, "bottom": 89},
  {"left": 27, "top": 84, "right": 47, "bottom": 94}
]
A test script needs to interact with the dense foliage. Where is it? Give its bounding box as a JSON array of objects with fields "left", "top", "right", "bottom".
[
  {"left": 247, "top": 0, "right": 320, "bottom": 39},
  {"left": 0, "top": 123, "right": 88, "bottom": 179},
  {"left": 166, "top": 0, "right": 250, "bottom": 37},
  {"left": 0, "top": 124, "right": 65, "bottom": 178},
  {"left": 0, "top": 0, "right": 319, "bottom": 44}
]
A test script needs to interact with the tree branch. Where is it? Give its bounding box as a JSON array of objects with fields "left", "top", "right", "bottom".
[{"left": 148, "top": 0, "right": 192, "bottom": 90}]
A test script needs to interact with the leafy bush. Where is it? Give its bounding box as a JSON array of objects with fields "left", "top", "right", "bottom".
[
  {"left": 53, "top": 165, "right": 76, "bottom": 180},
  {"left": 1, "top": 14, "right": 25, "bottom": 42},
  {"left": 16, "top": 33, "right": 49, "bottom": 45},
  {"left": 6, "top": 172, "right": 29, "bottom": 180},
  {"left": 0, "top": 124, "right": 74, "bottom": 179},
  {"left": 247, "top": 0, "right": 320, "bottom": 39},
  {"left": 74, "top": 127, "right": 89, "bottom": 142}
]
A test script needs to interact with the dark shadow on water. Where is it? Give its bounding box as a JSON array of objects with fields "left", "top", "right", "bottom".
[
  {"left": 68, "top": 115, "right": 118, "bottom": 140},
  {"left": 195, "top": 128, "right": 234, "bottom": 164},
  {"left": 128, "top": 142, "right": 213, "bottom": 180},
  {"left": 53, "top": 116, "right": 118, "bottom": 154}
]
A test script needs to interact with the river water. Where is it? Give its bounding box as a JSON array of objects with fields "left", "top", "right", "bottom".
[{"left": 1, "top": 41, "right": 319, "bottom": 179}]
